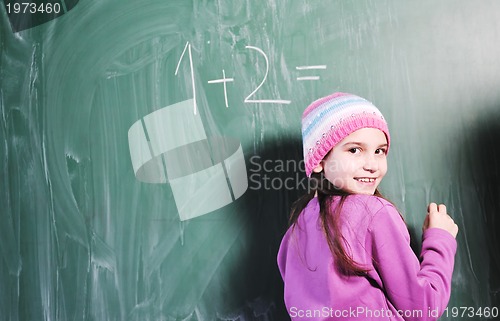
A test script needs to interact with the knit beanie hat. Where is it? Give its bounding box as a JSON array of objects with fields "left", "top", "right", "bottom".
[{"left": 302, "top": 92, "right": 390, "bottom": 177}]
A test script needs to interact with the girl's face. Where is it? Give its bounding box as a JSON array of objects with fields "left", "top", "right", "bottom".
[{"left": 313, "top": 128, "right": 388, "bottom": 195}]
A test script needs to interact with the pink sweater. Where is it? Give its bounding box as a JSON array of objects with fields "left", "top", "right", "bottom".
[{"left": 277, "top": 195, "right": 457, "bottom": 321}]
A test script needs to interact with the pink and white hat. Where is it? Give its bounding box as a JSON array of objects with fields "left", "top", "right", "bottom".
[{"left": 302, "top": 92, "right": 390, "bottom": 177}]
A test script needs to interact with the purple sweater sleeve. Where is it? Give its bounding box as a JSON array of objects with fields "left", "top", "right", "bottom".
[{"left": 367, "top": 204, "right": 457, "bottom": 321}]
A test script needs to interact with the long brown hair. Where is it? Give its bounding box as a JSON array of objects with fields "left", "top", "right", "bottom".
[{"left": 289, "top": 172, "right": 388, "bottom": 275}]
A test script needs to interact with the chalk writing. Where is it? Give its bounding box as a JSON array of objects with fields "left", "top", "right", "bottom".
[
  {"left": 296, "top": 65, "right": 327, "bottom": 81},
  {"left": 244, "top": 45, "right": 292, "bottom": 105},
  {"left": 207, "top": 69, "right": 234, "bottom": 108},
  {"left": 175, "top": 42, "right": 198, "bottom": 115},
  {"left": 177, "top": 42, "right": 328, "bottom": 112}
]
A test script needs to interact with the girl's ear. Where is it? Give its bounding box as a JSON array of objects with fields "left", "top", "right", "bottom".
[{"left": 312, "top": 163, "right": 323, "bottom": 173}]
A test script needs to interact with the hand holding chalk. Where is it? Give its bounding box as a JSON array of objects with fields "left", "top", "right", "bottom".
[{"left": 422, "top": 203, "right": 459, "bottom": 238}]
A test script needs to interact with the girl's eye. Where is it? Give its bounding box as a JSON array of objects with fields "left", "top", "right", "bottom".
[
  {"left": 375, "top": 148, "right": 387, "bottom": 155},
  {"left": 348, "top": 148, "right": 361, "bottom": 154}
]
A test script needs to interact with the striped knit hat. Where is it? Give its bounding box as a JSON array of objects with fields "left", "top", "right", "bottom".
[{"left": 302, "top": 92, "right": 390, "bottom": 177}]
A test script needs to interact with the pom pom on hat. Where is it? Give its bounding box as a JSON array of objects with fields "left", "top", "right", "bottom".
[{"left": 302, "top": 92, "right": 390, "bottom": 177}]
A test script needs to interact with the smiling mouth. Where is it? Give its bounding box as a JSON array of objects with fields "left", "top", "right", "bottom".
[{"left": 354, "top": 178, "right": 376, "bottom": 183}]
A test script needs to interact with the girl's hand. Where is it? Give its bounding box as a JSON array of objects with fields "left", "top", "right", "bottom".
[{"left": 422, "top": 203, "right": 459, "bottom": 238}]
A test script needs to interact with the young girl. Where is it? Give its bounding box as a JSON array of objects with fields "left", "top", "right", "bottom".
[{"left": 278, "top": 92, "right": 458, "bottom": 321}]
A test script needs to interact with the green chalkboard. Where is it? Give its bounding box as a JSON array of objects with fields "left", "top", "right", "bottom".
[{"left": 1, "top": 0, "right": 500, "bottom": 320}]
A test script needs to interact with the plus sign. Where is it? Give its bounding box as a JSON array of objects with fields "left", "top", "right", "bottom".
[{"left": 207, "top": 69, "right": 234, "bottom": 108}]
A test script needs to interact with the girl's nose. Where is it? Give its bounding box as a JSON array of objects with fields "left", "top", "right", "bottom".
[{"left": 363, "top": 155, "right": 379, "bottom": 172}]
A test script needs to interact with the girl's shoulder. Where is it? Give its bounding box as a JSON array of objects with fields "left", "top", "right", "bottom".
[
  {"left": 342, "top": 193, "right": 393, "bottom": 208},
  {"left": 299, "top": 194, "right": 399, "bottom": 225},
  {"left": 338, "top": 194, "right": 399, "bottom": 221}
]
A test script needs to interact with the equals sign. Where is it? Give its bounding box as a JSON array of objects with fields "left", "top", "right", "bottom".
[{"left": 296, "top": 65, "right": 327, "bottom": 81}]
